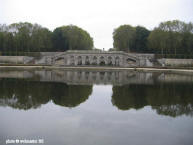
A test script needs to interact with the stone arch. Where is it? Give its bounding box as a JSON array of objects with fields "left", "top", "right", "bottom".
[
  {"left": 77, "top": 56, "right": 82, "bottom": 65},
  {"left": 70, "top": 56, "right": 75, "bottom": 65},
  {"left": 92, "top": 56, "right": 97, "bottom": 65},
  {"left": 85, "top": 56, "right": 90, "bottom": 65},
  {"left": 115, "top": 56, "right": 120, "bottom": 66},
  {"left": 99, "top": 56, "right": 105, "bottom": 66}
]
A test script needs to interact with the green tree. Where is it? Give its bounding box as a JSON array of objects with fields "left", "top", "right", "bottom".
[
  {"left": 52, "top": 27, "right": 68, "bottom": 51},
  {"left": 113, "top": 25, "right": 136, "bottom": 52},
  {"left": 52, "top": 25, "right": 93, "bottom": 51},
  {"left": 148, "top": 28, "right": 169, "bottom": 54},
  {"left": 0, "top": 32, "right": 4, "bottom": 52},
  {"left": 148, "top": 20, "right": 193, "bottom": 57},
  {"left": 132, "top": 26, "right": 150, "bottom": 53},
  {"left": 30, "top": 24, "right": 52, "bottom": 52},
  {"left": 0, "top": 24, "right": 9, "bottom": 52},
  {"left": 0, "top": 22, "right": 53, "bottom": 54}
]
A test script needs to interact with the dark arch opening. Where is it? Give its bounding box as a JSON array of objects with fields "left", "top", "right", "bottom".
[
  {"left": 85, "top": 56, "right": 90, "bottom": 65},
  {"left": 78, "top": 56, "right": 82, "bottom": 65},
  {"left": 92, "top": 56, "right": 97, "bottom": 65},
  {"left": 99, "top": 56, "right": 105, "bottom": 66}
]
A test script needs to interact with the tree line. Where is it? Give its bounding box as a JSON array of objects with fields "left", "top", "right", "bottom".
[
  {"left": 113, "top": 20, "right": 193, "bottom": 58},
  {"left": 0, "top": 20, "right": 192, "bottom": 58},
  {"left": 0, "top": 22, "right": 93, "bottom": 55}
]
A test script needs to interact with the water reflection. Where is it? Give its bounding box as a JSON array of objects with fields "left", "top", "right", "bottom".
[
  {"left": 0, "top": 69, "right": 155, "bottom": 85},
  {"left": 0, "top": 69, "right": 193, "bottom": 117},
  {"left": 0, "top": 79, "right": 92, "bottom": 109},
  {"left": 112, "top": 83, "right": 193, "bottom": 117}
]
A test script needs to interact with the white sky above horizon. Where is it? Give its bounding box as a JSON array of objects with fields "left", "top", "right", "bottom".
[{"left": 0, "top": 0, "right": 193, "bottom": 50}]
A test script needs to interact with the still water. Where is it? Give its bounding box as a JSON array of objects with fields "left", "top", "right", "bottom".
[{"left": 0, "top": 69, "right": 193, "bottom": 145}]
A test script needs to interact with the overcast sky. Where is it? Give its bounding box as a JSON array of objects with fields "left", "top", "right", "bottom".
[{"left": 0, "top": 0, "right": 193, "bottom": 50}]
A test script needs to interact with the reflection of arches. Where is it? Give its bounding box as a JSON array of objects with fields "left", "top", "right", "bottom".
[
  {"left": 70, "top": 56, "right": 75, "bottom": 65},
  {"left": 115, "top": 56, "right": 119, "bottom": 66},
  {"left": 77, "top": 71, "right": 82, "bottom": 80},
  {"left": 92, "top": 56, "right": 97, "bottom": 65},
  {"left": 92, "top": 72, "right": 97, "bottom": 80},
  {"left": 78, "top": 56, "right": 82, "bottom": 65},
  {"left": 85, "top": 72, "right": 89, "bottom": 80},
  {"left": 99, "top": 56, "right": 105, "bottom": 66},
  {"left": 108, "top": 56, "right": 113, "bottom": 65},
  {"left": 85, "top": 56, "right": 90, "bottom": 65},
  {"left": 99, "top": 72, "right": 105, "bottom": 80},
  {"left": 107, "top": 72, "right": 112, "bottom": 81},
  {"left": 69, "top": 71, "right": 74, "bottom": 80},
  {"left": 115, "top": 72, "right": 119, "bottom": 81}
]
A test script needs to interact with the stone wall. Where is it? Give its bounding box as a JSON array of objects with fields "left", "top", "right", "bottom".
[
  {"left": 135, "top": 53, "right": 155, "bottom": 67},
  {"left": 0, "top": 56, "right": 33, "bottom": 64},
  {"left": 158, "top": 58, "right": 193, "bottom": 67}
]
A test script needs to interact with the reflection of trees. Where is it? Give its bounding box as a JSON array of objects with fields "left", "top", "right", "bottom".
[
  {"left": 112, "top": 83, "right": 193, "bottom": 117},
  {"left": 153, "top": 105, "right": 193, "bottom": 117},
  {"left": 51, "top": 83, "right": 92, "bottom": 107},
  {"left": 112, "top": 85, "right": 147, "bottom": 110},
  {"left": 0, "top": 79, "right": 92, "bottom": 110},
  {"left": 0, "top": 79, "right": 50, "bottom": 110}
]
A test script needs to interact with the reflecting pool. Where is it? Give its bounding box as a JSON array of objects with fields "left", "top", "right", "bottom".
[{"left": 0, "top": 69, "right": 193, "bottom": 145}]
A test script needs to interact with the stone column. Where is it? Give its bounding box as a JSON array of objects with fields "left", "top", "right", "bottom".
[
  {"left": 119, "top": 56, "right": 123, "bottom": 67},
  {"left": 112, "top": 57, "right": 115, "bottom": 66},
  {"left": 74, "top": 56, "right": 78, "bottom": 66},
  {"left": 67, "top": 56, "right": 71, "bottom": 65},
  {"left": 97, "top": 56, "right": 100, "bottom": 65},
  {"left": 104, "top": 56, "right": 108, "bottom": 65}
]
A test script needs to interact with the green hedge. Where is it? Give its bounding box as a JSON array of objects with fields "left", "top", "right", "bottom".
[
  {"left": 0, "top": 52, "right": 41, "bottom": 57},
  {"left": 155, "top": 54, "right": 193, "bottom": 59}
]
